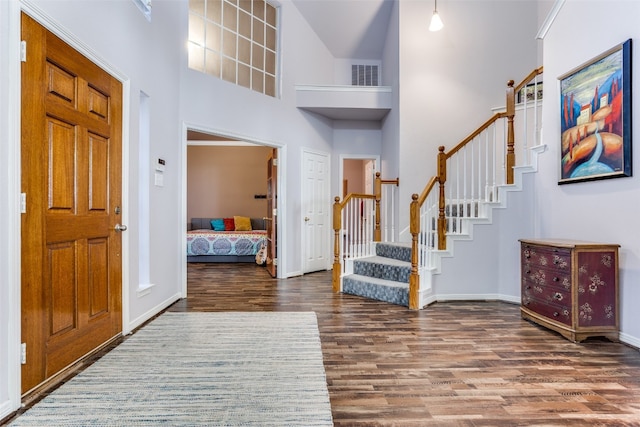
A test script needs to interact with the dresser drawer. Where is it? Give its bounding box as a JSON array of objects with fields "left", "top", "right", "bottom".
[
  {"left": 522, "top": 277, "right": 571, "bottom": 305},
  {"left": 522, "top": 244, "right": 571, "bottom": 272},
  {"left": 522, "top": 266, "right": 572, "bottom": 291},
  {"left": 522, "top": 295, "right": 572, "bottom": 326}
]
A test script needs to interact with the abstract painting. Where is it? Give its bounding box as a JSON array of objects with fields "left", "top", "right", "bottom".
[{"left": 558, "top": 39, "right": 632, "bottom": 184}]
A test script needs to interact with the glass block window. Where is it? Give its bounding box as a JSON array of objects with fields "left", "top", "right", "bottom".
[{"left": 189, "top": 0, "right": 278, "bottom": 97}]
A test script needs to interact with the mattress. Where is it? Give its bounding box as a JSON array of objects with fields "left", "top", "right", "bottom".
[{"left": 187, "top": 229, "right": 267, "bottom": 257}]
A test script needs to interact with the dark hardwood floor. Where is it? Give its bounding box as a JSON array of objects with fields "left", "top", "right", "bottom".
[
  {"left": 168, "top": 263, "right": 640, "bottom": 426},
  {"left": 5, "top": 262, "right": 640, "bottom": 426}
]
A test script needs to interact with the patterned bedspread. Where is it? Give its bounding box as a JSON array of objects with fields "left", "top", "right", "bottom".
[{"left": 187, "top": 230, "right": 267, "bottom": 256}]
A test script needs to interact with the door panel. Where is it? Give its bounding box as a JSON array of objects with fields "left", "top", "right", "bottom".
[
  {"left": 21, "top": 13, "right": 123, "bottom": 393},
  {"left": 48, "top": 242, "right": 77, "bottom": 336}
]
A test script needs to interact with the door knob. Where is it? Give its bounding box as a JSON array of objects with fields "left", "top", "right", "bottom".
[
  {"left": 115, "top": 224, "right": 128, "bottom": 232},
  {"left": 304, "top": 217, "right": 310, "bottom": 222}
]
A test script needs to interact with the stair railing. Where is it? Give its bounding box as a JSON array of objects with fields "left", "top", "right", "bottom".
[
  {"left": 408, "top": 67, "right": 544, "bottom": 309},
  {"left": 378, "top": 175, "right": 400, "bottom": 242},
  {"left": 332, "top": 173, "right": 399, "bottom": 292}
]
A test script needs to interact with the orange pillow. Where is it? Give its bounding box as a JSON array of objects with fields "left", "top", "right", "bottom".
[
  {"left": 234, "top": 216, "right": 252, "bottom": 231},
  {"left": 223, "top": 217, "right": 235, "bottom": 231}
]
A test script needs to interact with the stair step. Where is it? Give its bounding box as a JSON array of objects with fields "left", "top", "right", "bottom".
[
  {"left": 375, "top": 242, "right": 412, "bottom": 263},
  {"left": 353, "top": 256, "right": 411, "bottom": 283},
  {"left": 342, "top": 274, "right": 409, "bottom": 307}
]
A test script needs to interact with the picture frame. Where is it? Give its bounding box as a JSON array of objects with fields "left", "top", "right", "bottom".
[
  {"left": 558, "top": 39, "right": 632, "bottom": 184},
  {"left": 517, "top": 81, "right": 543, "bottom": 104}
]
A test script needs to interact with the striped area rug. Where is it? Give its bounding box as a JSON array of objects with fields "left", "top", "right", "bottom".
[{"left": 11, "top": 312, "right": 333, "bottom": 426}]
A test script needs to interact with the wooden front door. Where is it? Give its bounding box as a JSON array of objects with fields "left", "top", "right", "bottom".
[
  {"left": 265, "top": 149, "right": 277, "bottom": 278},
  {"left": 21, "top": 13, "right": 123, "bottom": 393}
]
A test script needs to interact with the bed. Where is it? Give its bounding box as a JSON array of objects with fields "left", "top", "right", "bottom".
[{"left": 187, "top": 217, "right": 267, "bottom": 263}]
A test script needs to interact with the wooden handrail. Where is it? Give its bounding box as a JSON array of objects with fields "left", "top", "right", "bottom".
[
  {"left": 415, "top": 175, "right": 438, "bottom": 206},
  {"left": 380, "top": 178, "right": 400, "bottom": 186},
  {"left": 337, "top": 193, "right": 376, "bottom": 208},
  {"left": 444, "top": 112, "right": 506, "bottom": 160},
  {"left": 513, "top": 66, "right": 543, "bottom": 94}
]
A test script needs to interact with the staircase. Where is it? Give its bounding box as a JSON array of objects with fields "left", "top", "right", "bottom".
[
  {"left": 342, "top": 242, "right": 412, "bottom": 306},
  {"left": 332, "top": 67, "right": 544, "bottom": 309}
]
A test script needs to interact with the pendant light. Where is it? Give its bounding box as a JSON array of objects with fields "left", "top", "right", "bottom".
[{"left": 429, "top": 0, "right": 444, "bottom": 32}]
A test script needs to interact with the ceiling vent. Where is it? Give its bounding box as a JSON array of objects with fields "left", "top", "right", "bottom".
[{"left": 352, "top": 65, "right": 379, "bottom": 87}]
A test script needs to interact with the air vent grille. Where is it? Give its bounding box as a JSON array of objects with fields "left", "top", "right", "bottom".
[{"left": 352, "top": 65, "right": 379, "bottom": 86}]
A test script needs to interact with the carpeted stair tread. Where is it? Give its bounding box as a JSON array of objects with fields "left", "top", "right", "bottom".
[
  {"left": 343, "top": 273, "right": 409, "bottom": 288},
  {"left": 342, "top": 274, "right": 409, "bottom": 306},
  {"left": 356, "top": 255, "right": 410, "bottom": 268},
  {"left": 353, "top": 256, "right": 411, "bottom": 283},
  {"left": 375, "top": 242, "right": 412, "bottom": 263}
]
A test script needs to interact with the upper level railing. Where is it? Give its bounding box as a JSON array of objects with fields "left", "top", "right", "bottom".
[
  {"left": 332, "top": 173, "right": 399, "bottom": 292},
  {"left": 408, "top": 67, "right": 544, "bottom": 309}
]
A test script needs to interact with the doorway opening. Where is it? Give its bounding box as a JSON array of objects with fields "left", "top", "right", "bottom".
[
  {"left": 181, "top": 128, "right": 285, "bottom": 295},
  {"left": 340, "top": 155, "right": 379, "bottom": 199}
]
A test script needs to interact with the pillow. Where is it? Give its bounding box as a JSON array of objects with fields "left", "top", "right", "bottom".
[
  {"left": 234, "top": 216, "right": 252, "bottom": 231},
  {"left": 223, "top": 217, "right": 235, "bottom": 231},
  {"left": 210, "top": 218, "right": 225, "bottom": 231}
]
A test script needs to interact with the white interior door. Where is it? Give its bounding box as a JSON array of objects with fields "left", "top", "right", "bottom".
[
  {"left": 364, "top": 159, "right": 376, "bottom": 193},
  {"left": 302, "top": 149, "right": 330, "bottom": 273}
]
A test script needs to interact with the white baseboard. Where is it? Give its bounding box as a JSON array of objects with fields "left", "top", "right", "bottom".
[
  {"left": 127, "top": 292, "right": 182, "bottom": 332},
  {"left": 619, "top": 332, "right": 640, "bottom": 351},
  {"left": 0, "top": 399, "right": 18, "bottom": 423}
]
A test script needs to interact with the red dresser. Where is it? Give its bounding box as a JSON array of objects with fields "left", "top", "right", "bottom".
[{"left": 520, "top": 239, "right": 619, "bottom": 343}]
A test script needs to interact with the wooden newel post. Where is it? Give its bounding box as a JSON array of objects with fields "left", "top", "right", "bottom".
[
  {"left": 409, "top": 194, "right": 420, "bottom": 310},
  {"left": 506, "top": 79, "right": 516, "bottom": 185},
  {"left": 437, "top": 146, "right": 447, "bottom": 250},
  {"left": 332, "top": 196, "right": 342, "bottom": 293},
  {"left": 374, "top": 172, "right": 381, "bottom": 242}
]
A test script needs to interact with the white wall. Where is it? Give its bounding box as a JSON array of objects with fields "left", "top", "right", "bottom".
[
  {"left": 331, "top": 122, "right": 383, "bottom": 200},
  {"left": 0, "top": 0, "right": 20, "bottom": 416},
  {"left": 380, "top": 0, "right": 400, "bottom": 237},
  {"left": 538, "top": 0, "right": 640, "bottom": 345},
  {"left": 396, "top": 0, "right": 540, "bottom": 233},
  {"left": 0, "top": 0, "right": 184, "bottom": 417},
  {"left": 186, "top": 145, "right": 272, "bottom": 220},
  {"left": 381, "top": 0, "right": 399, "bottom": 181},
  {"left": 179, "top": 0, "right": 337, "bottom": 276}
]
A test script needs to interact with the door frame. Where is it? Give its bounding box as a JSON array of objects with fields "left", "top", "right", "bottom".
[
  {"left": 339, "top": 154, "right": 380, "bottom": 198},
  {"left": 301, "top": 148, "right": 331, "bottom": 274},
  {"left": 3, "top": 2, "right": 131, "bottom": 411},
  {"left": 180, "top": 123, "right": 287, "bottom": 296}
]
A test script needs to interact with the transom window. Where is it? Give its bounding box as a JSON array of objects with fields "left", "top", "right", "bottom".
[{"left": 188, "top": 0, "right": 278, "bottom": 97}]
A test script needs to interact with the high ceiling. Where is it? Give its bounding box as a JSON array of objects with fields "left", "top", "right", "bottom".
[{"left": 291, "top": 0, "right": 394, "bottom": 59}]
